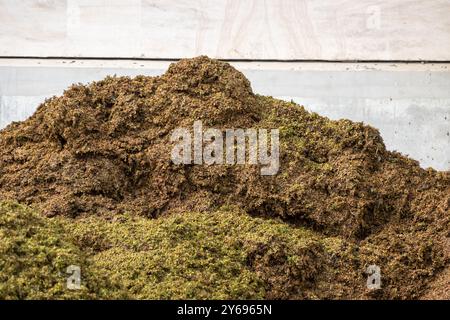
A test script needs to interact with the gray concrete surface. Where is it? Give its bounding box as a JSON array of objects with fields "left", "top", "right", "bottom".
[{"left": 0, "top": 59, "right": 449, "bottom": 170}]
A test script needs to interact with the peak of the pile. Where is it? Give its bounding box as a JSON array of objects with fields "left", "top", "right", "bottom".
[{"left": 162, "top": 56, "right": 254, "bottom": 98}]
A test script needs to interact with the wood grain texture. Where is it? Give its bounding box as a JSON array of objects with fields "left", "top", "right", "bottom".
[{"left": 1, "top": 0, "right": 450, "bottom": 60}]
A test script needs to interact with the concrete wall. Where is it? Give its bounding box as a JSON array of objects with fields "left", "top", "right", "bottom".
[{"left": 0, "top": 59, "right": 449, "bottom": 170}]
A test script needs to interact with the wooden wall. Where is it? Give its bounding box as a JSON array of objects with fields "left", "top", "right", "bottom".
[{"left": 1, "top": 0, "right": 449, "bottom": 60}]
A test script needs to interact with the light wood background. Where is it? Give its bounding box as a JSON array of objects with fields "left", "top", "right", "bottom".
[{"left": 1, "top": 0, "right": 450, "bottom": 60}]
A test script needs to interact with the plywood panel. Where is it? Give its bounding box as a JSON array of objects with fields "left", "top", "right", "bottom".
[{"left": 1, "top": 0, "right": 449, "bottom": 60}]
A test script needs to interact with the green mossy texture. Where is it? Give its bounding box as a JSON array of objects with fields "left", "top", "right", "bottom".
[
  {"left": 1, "top": 199, "right": 446, "bottom": 299},
  {"left": 1, "top": 202, "right": 334, "bottom": 299},
  {"left": 0, "top": 202, "right": 119, "bottom": 299}
]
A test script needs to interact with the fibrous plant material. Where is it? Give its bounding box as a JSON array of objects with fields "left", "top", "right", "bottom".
[
  {"left": 0, "top": 202, "right": 120, "bottom": 299},
  {"left": 0, "top": 56, "right": 448, "bottom": 299},
  {"left": 0, "top": 201, "right": 447, "bottom": 299}
]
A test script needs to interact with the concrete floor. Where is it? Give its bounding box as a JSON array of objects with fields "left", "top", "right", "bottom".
[{"left": 0, "top": 59, "right": 449, "bottom": 171}]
